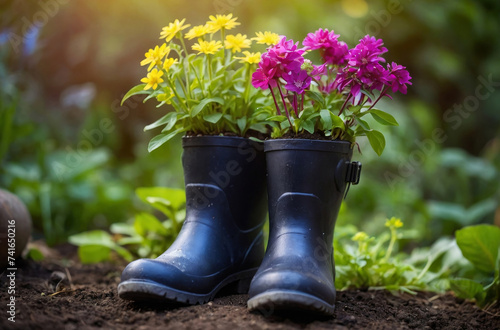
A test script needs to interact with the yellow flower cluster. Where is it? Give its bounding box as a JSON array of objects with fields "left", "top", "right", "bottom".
[
  {"left": 252, "top": 31, "right": 281, "bottom": 45},
  {"left": 207, "top": 13, "right": 240, "bottom": 32},
  {"left": 141, "top": 44, "right": 170, "bottom": 71},
  {"left": 235, "top": 51, "right": 262, "bottom": 64},
  {"left": 192, "top": 40, "right": 223, "bottom": 55},
  {"left": 139, "top": 14, "right": 280, "bottom": 90},
  {"left": 160, "top": 18, "right": 190, "bottom": 42},
  {"left": 141, "top": 69, "right": 164, "bottom": 90},
  {"left": 385, "top": 217, "right": 403, "bottom": 229},
  {"left": 352, "top": 231, "right": 369, "bottom": 242}
]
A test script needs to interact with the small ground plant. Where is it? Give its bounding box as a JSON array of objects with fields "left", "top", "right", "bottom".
[
  {"left": 69, "top": 187, "right": 186, "bottom": 263},
  {"left": 450, "top": 224, "right": 500, "bottom": 309},
  {"left": 334, "top": 217, "right": 451, "bottom": 294}
]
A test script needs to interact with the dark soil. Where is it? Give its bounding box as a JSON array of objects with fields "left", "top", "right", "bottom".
[
  {"left": 185, "top": 129, "right": 269, "bottom": 140},
  {"left": 280, "top": 131, "right": 332, "bottom": 140},
  {"left": 1, "top": 254, "right": 499, "bottom": 330}
]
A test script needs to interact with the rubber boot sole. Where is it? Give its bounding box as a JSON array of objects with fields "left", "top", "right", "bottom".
[
  {"left": 118, "top": 268, "right": 256, "bottom": 305},
  {"left": 247, "top": 290, "right": 335, "bottom": 316}
]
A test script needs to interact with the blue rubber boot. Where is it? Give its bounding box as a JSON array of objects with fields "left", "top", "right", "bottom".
[
  {"left": 247, "top": 139, "right": 360, "bottom": 316},
  {"left": 118, "top": 136, "right": 267, "bottom": 305}
]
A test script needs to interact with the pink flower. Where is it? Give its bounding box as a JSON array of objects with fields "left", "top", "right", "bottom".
[
  {"left": 252, "top": 36, "right": 306, "bottom": 90},
  {"left": 284, "top": 69, "right": 312, "bottom": 94},
  {"left": 348, "top": 35, "right": 387, "bottom": 67},
  {"left": 333, "top": 35, "right": 393, "bottom": 104},
  {"left": 252, "top": 56, "right": 278, "bottom": 90},
  {"left": 303, "top": 28, "right": 348, "bottom": 66},
  {"left": 303, "top": 28, "right": 339, "bottom": 50},
  {"left": 386, "top": 62, "right": 412, "bottom": 94},
  {"left": 358, "top": 62, "right": 389, "bottom": 92},
  {"left": 322, "top": 42, "right": 348, "bottom": 66},
  {"left": 266, "top": 36, "right": 305, "bottom": 78},
  {"left": 310, "top": 63, "right": 327, "bottom": 78}
]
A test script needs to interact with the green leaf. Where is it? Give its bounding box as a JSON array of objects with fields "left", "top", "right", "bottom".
[
  {"left": 27, "top": 248, "right": 44, "bottom": 261},
  {"left": 68, "top": 229, "right": 133, "bottom": 262},
  {"left": 267, "top": 115, "right": 287, "bottom": 122},
  {"left": 117, "top": 236, "right": 143, "bottom": 245},
  {"left": 114, "top": 245, "right": 133, "bottom": 262},
  {"left": 450, "top": 278, "right": 486, "bottom": 303},
  {"left": 110, "top": 222, "right": 137, "bottom": 236},
  {"left": 348, "top": 105, "right": 363, "bottom": 114},
  {"left": 134, "top": 212, "right": 168, "bottom": 237},
  {"left": 331, "top": 114, "right": 345, "bottom": 129},
  {"left": 78, "top": 245, "right": 111, "bottom": 264},
  {"left": 305, "top": 90, "right": 324, "bottom": 106},
  {"left": 237, "top": 117, "right": 247, "bottom": 132},
  {"left": 148, "top": 129, "right": 183, "bottom": 152},
  {"left": 160, "top": 114, "right": 179, "bottom": 133},
  {"left": 121, "top": 84, "right": 148, "bottom": 105},
  {"left": 456, "top": 224, "right": 500, "bottom": 273},
  {"left": 144, "top": 112, "right": 177, "bottom": 131},
  {"left": 370, "top": 109, "right": 399, "bottom": 126},
  {"left": 301, "top": 119, "right": 315, "bottom": 134},
  {"left": 191, "top": 97, "right": 224, "bottom": 117},
  {"left": 136, "top": 187, "right": 186, "bottom": 215},
  {"left": 69, "top": 230, "right": 115, "bottom": 247},
  {"left": 365, "top": 130, "right": 386, "bottom": 156},
  {"left": 357, "top": 118, "right": 371, "bottom": 131},
  {"left": 320, "top": 109, "right": 332, "bottom": 129},
  {"left": 203, "top": 113, "right": 223, "bottom": 124}
]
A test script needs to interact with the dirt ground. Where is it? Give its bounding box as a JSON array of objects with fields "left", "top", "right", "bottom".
[{"left": 1, "top": 248, "right": 499, "bottom": 330}]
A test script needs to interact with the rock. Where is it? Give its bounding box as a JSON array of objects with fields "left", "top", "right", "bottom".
[{"left": 0, "top": 189, "right": 32, "bottom": 269}]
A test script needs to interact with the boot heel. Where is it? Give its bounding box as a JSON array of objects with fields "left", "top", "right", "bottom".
[{"left": 234, "top": 276, "right": 252, "bottom": 294}]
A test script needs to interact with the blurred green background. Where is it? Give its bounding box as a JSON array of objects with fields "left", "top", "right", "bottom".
[{"left": 1, "top": 0, "right": 499, "bottom": 246}]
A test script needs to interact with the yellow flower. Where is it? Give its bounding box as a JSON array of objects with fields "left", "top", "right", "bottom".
[
  {"left": 160, "top": 18, "right": 190, "bottom": 42},
  {"left": 140, "top": 44, "right": 170, "bottom": 71},
  {"left": 352, "top": 232, "right": 369, "bottom": 242},
  {"left": 163, "top": 58, "right": 178, "bottom": 71},
  {"left": 206, "top": 14, "right": 240, "bottom": 32},
  {"left": 385, "top": 217, "right": 403, "bottom": 229},
  {"left": 185, "top": 24, "right": 213, "bottom": 40},
  {"left": 234, "top": 51, "right": 261, "bottom": 64},
  {"left": 224, "top": 34, "right": 251, "bottom": 53},
  {"left": 192, "top": 40, "right": 223, "bottom": 55},
  {"left": 252, "top": 31, "right": 281, "bottom": 45},
  {"left": 141, "top": 69, "right": 164, "bottom": 90},
  {"left": 156, "top": 90, "right": 174, "bottom": 104}
]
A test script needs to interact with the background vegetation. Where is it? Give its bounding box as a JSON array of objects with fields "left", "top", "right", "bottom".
[{"left": 1, "top": 0, "right": 499, "bottom": 306}]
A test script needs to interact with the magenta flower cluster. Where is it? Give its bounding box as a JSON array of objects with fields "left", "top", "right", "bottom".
[
  {"left": 303, "top": 28, "right": 348, "bottom": 66},
  {"left": 252, "top": 29, "right": 412, "bottom": 119}
]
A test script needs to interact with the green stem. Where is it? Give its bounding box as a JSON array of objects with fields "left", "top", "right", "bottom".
[
  {"left": 367, "top": 86, "right": 388, "bottom": 112},
  {"left": 416, "top": 256, "right": 434, "bottom": 282},
  {"left": 277, "top": 84, "right": 293, "bottom": 128},
  {"left": 207, "top": 55, "right": 214, "bottom": 95},
  {"left": 269, "top": 85, "right": 281, "bottom": 115},
  {"left": 189, "top": 61, "right": 206, "bottom": 97},
  {"left": 178, "top": 34, "right": 192, "bottom": 99},
  {"left": 384, "top": 227, "right": 397, "bottom": 261},
  {"left": 338, "top": 93, "right": 352, "bottom": 116},
  {"left": 385, "top": 239, "right": 395, "bottom": 260},
  {"left": 243, "top": 64, "right": 252, "bottom": 116},
  {"left": 220, "top": 28, "right": 226, "bottom": 64},
  {"left": 166, "top": 75, "right": 189, "bottom": 114}
]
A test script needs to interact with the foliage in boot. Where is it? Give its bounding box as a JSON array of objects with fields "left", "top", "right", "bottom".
[
  {"left": 121, "top": 15, "right": 280, "bottom": 151},
  {"left": 253, "top": 31, "right": 412, "bottom": 155}
]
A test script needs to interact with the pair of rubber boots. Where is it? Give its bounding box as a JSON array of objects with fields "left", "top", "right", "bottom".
[{"left": 118, "top": 136, "right": 361, "bottom": 315}]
